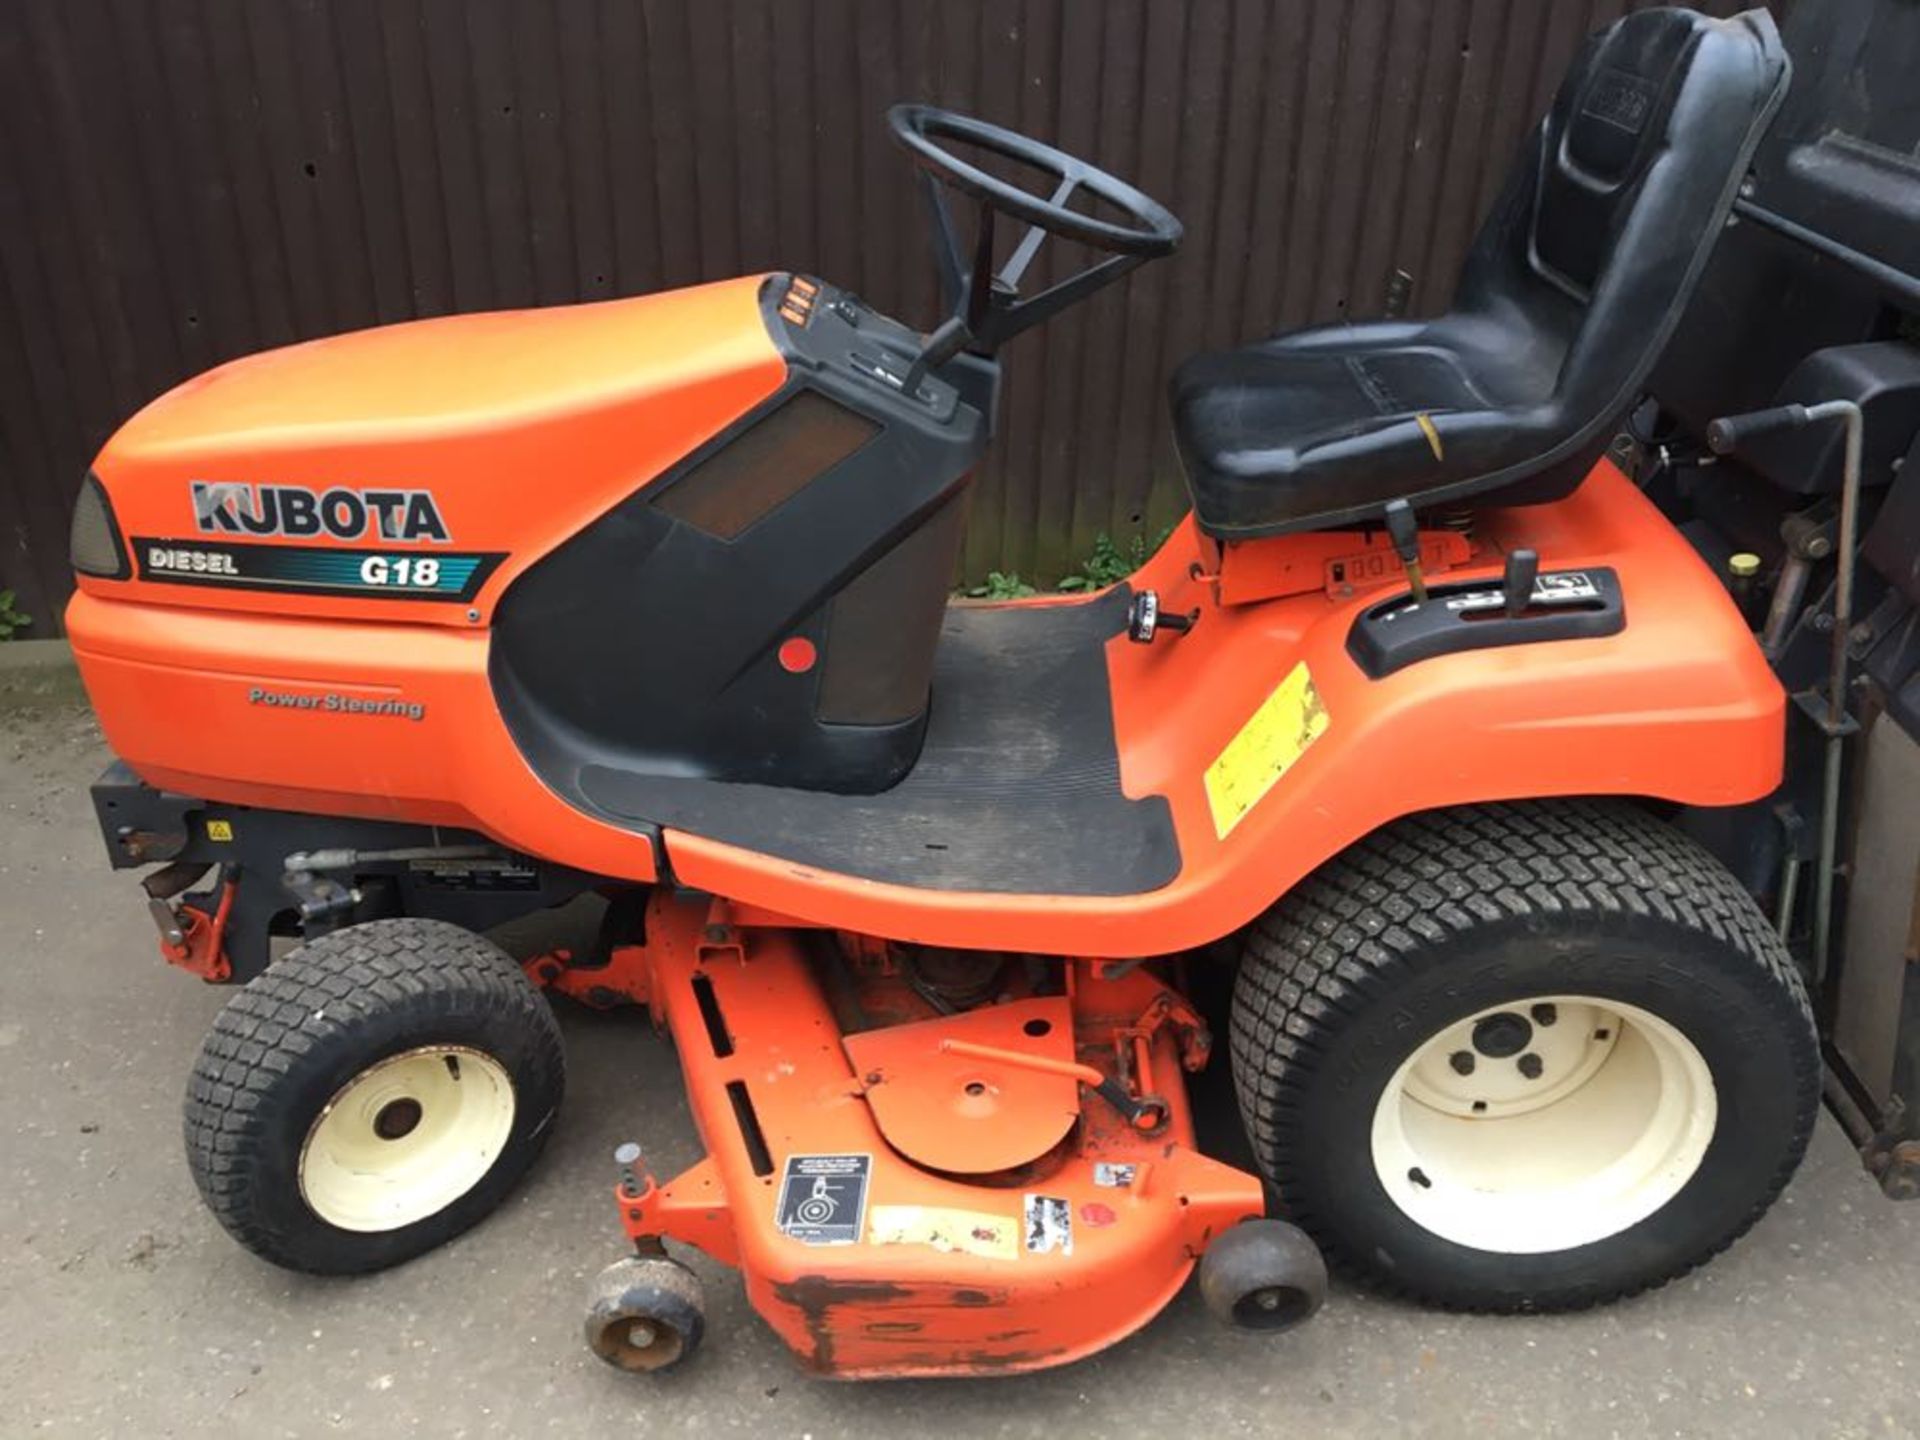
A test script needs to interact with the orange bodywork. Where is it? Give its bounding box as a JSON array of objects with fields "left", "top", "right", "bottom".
[
  {"left": 76, "top": 274, "right": 784, "bottom": 628},
  {"left": 70, "top": 454, "right": 1783, "bottom": 947},
  {"left": 665, "top": 459, "right": 1785, "bottom": 952},
  {"left": 582, "top": 894, "right": 1261, "bottom": 1378},
  {"left": 67, "top": 591, "right": 660, "bottom": 875}
]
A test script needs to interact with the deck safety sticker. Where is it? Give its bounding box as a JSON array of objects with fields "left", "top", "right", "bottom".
[
  {"left": 775, "top": 1154, "right": 871, "bottom": 1246},
  {"left": 1023, "top": 1194, "right": 1073, "bottom": 1255},
  {"left": 1203, "top": 661, "right": 1330, "bottom": 840}
]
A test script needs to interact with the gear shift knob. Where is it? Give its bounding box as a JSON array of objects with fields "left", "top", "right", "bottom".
[{"left": 1504, "top": 548, "right": 1539, "bottom": 618}]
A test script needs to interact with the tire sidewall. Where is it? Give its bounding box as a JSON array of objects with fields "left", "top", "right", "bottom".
[
  {"left": 1280, "top": 911, "right": 1814, "bottom": 1306},
  {"left": 192, "top": 921, "right": 565, "bottom": 1274}
]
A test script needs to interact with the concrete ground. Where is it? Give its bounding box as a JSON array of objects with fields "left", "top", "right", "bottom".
[{"left": 2, "top": 673, "right": 1916, "bottom": 1439}]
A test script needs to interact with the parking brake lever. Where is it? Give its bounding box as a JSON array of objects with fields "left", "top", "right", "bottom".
[{"left": 1383, "top": 499, "right": 1427, "bottom": 602}]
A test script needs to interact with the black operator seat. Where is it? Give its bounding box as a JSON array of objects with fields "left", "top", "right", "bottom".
[{"left": 1169, "top": 7, "right": 1791, "bottom": 539}]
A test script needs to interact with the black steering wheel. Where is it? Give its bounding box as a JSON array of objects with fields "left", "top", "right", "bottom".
[
  {"left": 887, "top": 104, "right": 1182, "bottom": 258},
  {"left": 884, "top": 105, "right": 1182, "bottom": 392}
]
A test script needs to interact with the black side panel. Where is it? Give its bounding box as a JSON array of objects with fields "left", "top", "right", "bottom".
[
  {"left": 817, "top": 492, "right": 969, "bottom": 726},
  {"left": 491, "top": 277, "right": 991, "bottom": 798},
  {"left": 581, "top": 589, "right": 1181, "bottom": 897}
]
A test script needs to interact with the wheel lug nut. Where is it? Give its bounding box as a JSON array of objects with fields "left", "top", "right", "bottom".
[
  {"left": 1531, "top": 1003, "right": 1557, "bottom": 1026},
  {"left": 1517, "top": 1052, "right": 1544, "bottom": 1080},
  {"left": 1449, "top": 1050, "right": 1476, "bottom": 1076}
]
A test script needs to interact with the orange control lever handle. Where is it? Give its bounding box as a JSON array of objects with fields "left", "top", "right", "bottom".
[
  {"left": 937, "top": 1038, "right": 1167, "bottom": 1133},
  {"left": 938, "top": 1036, "right": 1105, "bottom": 1086}
]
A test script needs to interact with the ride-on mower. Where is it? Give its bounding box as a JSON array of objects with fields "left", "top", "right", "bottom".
[{"left": 61, "top": 1, "right": 1920, "bottom": 1378}]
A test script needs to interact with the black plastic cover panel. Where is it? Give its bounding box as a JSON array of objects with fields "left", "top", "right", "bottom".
[
  {"left": 1745, "top": 0, "right": 1920, "bottom": 291},
  {"left": 1865, "top": 429, "right": 1920, "bottom": 609},
  {"left": 1724, "top": 342, "right": 1920, "bottom": 495},
  {"left": 1347, "top": 568, "right": 1627, "bottom": 679},
  {"left": 491, "top": 278, "right": 989, "bottom": 798}
]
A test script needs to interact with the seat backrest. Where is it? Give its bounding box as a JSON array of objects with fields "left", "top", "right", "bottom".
[{"left": 1455, "top": 6, "right": 1789, "bottom": 498}]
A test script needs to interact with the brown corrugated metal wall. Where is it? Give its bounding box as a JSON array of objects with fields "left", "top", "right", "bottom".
[{"left": 0, "top": 0, "right": 1764, "bottom": 636}]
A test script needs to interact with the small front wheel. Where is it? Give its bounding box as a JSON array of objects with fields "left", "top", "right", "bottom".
[
  {"left": 585, "top": 1256, "right": 706, "bottom": 1374},
  {"left": 184, "top": 918, "right": 565, "bottom": 1274},
  {"left": 1197, "top": 1219, "right": 1327, "bottom": 1331}
]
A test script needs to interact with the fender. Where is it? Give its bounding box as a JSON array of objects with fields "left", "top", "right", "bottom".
[{"left": 663, "top": 460, "right": 1785, "bottom": 955}]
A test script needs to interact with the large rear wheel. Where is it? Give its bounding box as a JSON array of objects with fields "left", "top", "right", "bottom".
[{"left": 1231, "top": 800, "right": 1818, "bottom": 1310}]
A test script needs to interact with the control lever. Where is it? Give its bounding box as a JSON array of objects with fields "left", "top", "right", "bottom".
[
  {"left": 1705, "top": 403, "right": 1816, "bottom": 453},
  {"left": 1503, "top": 548, "right": 1539, "bottom": 618},
  {"left": 1383, "top": 499, "right": 1427, "bottom": 602},
  {"left": 938, "top": 1037, "right": 1169, "bottom": 1133},
  {"left": 1126, "top": 590, "right": 1195, "bottom": 644}
]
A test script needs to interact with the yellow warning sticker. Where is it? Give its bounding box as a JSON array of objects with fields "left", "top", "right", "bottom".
[
  {"left": 868, "top": 1204, "right": 1018, "bottom": 1261},
  {"left": 1204, "top": 662, "right": 1329, "bottom": 839},
  {"left": 205, "top": 819, "right": 234, "bottom": 842}
]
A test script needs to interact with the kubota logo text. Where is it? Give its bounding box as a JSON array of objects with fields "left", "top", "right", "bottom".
[{"left": 191, "top": 482, "right": 450, "bottom": 543}]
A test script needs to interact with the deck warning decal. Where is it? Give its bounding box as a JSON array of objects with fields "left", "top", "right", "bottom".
[
  {"left": 1023, "top": 1194, "right": 1073, "bottom": 1255},
  {"left": 775, "top": 1154, "right": 871, "bottom": 1246},
  {"left": 1204, "top": 661, "right": 1330, "bottom": 839},
  {"left": 868, "top": 1204, "right": 1018, "bottom": 1261}
]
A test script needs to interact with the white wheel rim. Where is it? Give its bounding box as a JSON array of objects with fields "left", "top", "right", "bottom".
[
  {"left": 299, "top": 1046, "right": 517, "bottom": 1232},
  {"left": 1369, "top": 995, "right": 1716, "bottom": 1254}
]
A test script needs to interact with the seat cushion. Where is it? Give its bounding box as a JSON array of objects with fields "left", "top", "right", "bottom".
[
  {"left": 1171, "top": 307, "right": 1596, "bottom": 536},
  {"left": 1171, "top": 330, "right": 1527, "bottom": 536},
  {"left": 1183, "top": 346, "right": 1488, "bottom": 448}
]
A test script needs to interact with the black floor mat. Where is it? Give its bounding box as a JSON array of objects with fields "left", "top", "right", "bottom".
[{"left": 581, "top": 588, "right": 1180, "bottom": 896}]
